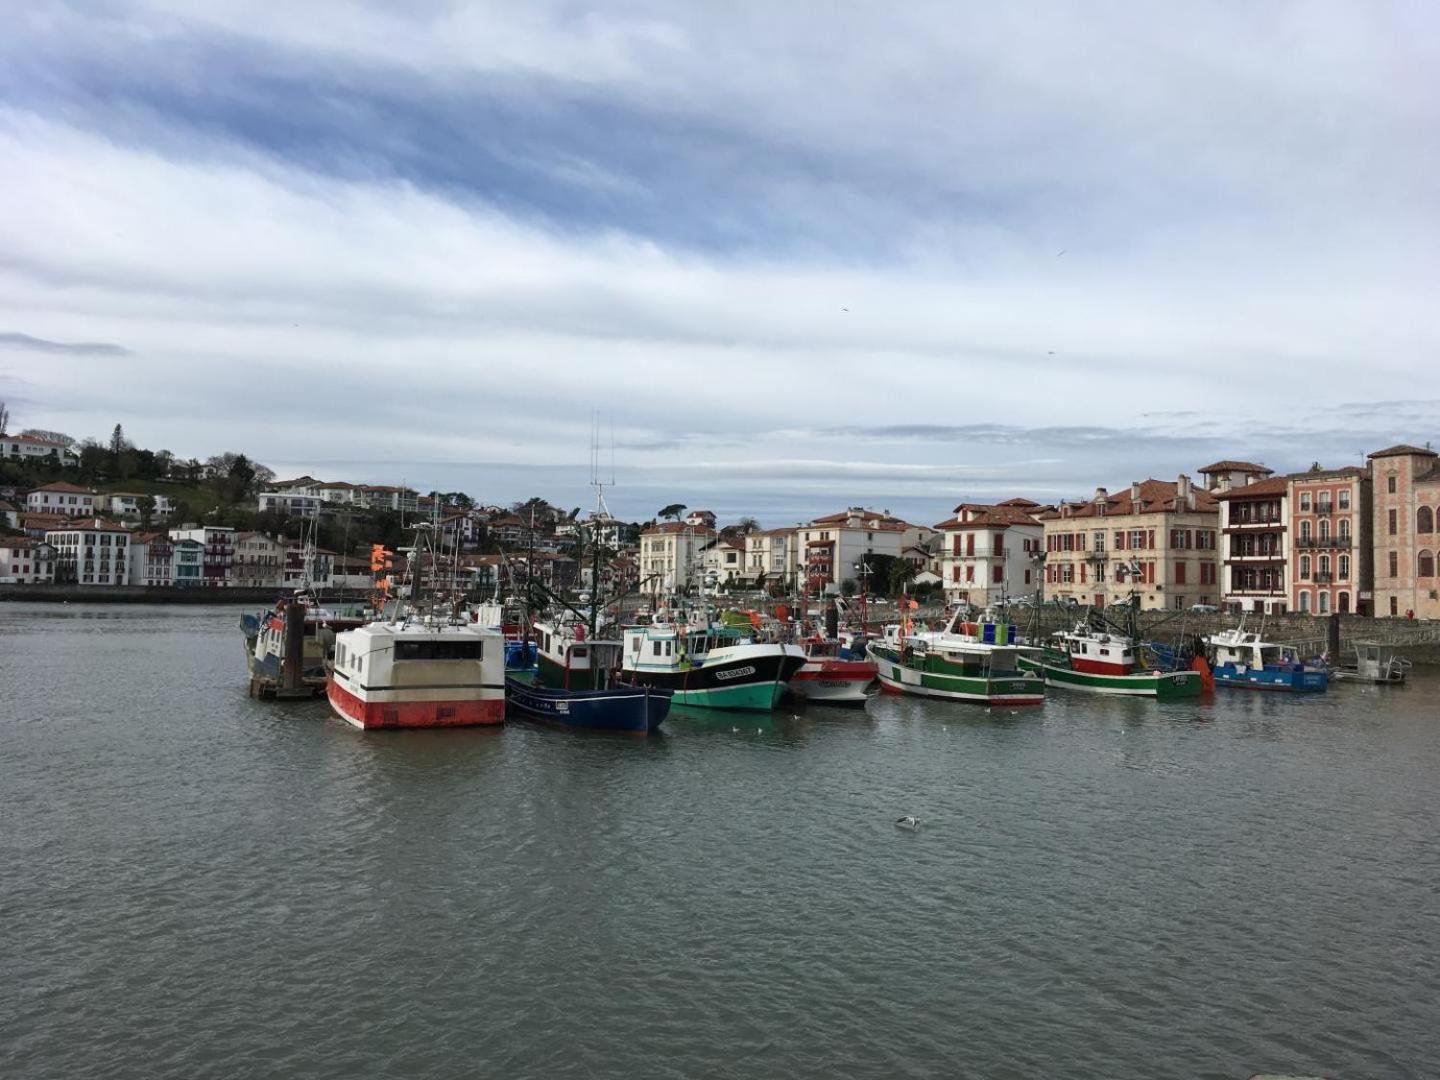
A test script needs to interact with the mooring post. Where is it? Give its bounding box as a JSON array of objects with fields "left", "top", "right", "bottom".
[
  {"left": 1327, "top": 612, "right": 1341, "bottom": 662},
  {"left": 282, "top": 601, "right": 305, "bottom": 694}
]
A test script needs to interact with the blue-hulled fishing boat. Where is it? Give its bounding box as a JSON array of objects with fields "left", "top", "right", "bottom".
[
  {"left": 1206, "top": 626, "right": 1329, "bottom": 692},
  {"left": 506, "top": 619, "right": 671, "bottom": 735}
]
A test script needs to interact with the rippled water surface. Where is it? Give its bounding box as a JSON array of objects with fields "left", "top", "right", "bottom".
[{"left": 2, "top": 603, "right": 1438, "bottom": 1079}]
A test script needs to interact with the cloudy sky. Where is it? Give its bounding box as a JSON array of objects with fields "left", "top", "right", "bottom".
[{"left": 2, "top": 2, "right": 1437, "bottom": 525}]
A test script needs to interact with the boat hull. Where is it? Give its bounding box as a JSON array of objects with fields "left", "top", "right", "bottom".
[
  {"left": 870, "top": 645, "right": 1044, "bottom": 705},
  {"left": 505, "top": 676, "right": 670, "bottom": 735},
  {"left": 623, "top": 650, "right": 805, "bottom": 712},
  {"left": 790, "top": 659, "right": 877, "bottom": 704},
  {"left": 1212, "top": 664, "right": 1329, "bottom": 692},
  {"left": 326, "top": 675, "right": 505, "bottom": 729},
  {"left": 1017, "top": 656, "right": 1203, "bottom": 699}
]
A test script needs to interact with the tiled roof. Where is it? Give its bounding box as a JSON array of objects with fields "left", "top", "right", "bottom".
[
  {"left": 1290, "top": 465, "right": 1368, "bottom": 482},
  {"left": 32, "top": 482, "right": 94, "bottom": 495},
  {"left": 997, "top": 497, "right": 1041, "bottom": 507},
  {"left": 1045, "top": 479, "right": 1218, "bottom": 519},
  {"left": 808, "top": 508, "right": 908, "bottom": 527},
  {"left": 1198, "top": 460, "right": 1272, "bottom": 474},
  {"left": 1213, "top": 476, "right": 1290, "bottom": 500},
  {"left": 642, "top": 522, "right": 716, "bottom": 536},
  {"left": 5, "top": 434, "right": 71, "bottom": 447},
  {"left": 46, "top": 517, "right": 129, "bottom": 533},
  {"left": 1367, "top": 443, "right": 1436, "bottom": 459},
  {"left": 934, "top": 503, "right": 1044, "bottom": 529}
]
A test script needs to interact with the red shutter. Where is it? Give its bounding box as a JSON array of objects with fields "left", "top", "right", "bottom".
[{"left": 1147, "top": 530, "right": 1155, "bottom": 549}]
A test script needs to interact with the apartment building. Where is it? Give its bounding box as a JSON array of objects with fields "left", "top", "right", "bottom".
[{"left": 1369, "top": 444, "right": 1440, "bottom": 619}]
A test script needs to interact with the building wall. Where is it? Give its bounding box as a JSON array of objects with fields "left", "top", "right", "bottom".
[
  {"left": 938, "top": 523, "right": 1043, "bottom": 605},
  {"left": 47, "top": 526, "right": 131, "bottom": 585},
  {"left": 1371, "top": 451, "right": 1440, "bottom": 619},
  {"left": 1289, "top": 472, "right": 1370, "bottom": 616},
  {"left": 1220, "top": 492, "right": 1289, "bottom": 614},
  {"left": 27, "top": 488, "right": 95, "bottom": 517},
  {"left": 1044, "top": 511, "right": 1220, "bottom": 610}
]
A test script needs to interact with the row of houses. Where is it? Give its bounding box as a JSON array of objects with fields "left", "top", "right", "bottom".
[
  {"left": 4, "top": 481, "right": 177, "bottom": 521},
  {"left": 636, "top": 445, "right": 1440, "bottom": 619}
]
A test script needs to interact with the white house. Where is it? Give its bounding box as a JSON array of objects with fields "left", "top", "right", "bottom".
[
  {"left": 356, "top": 485, "right": 419, "bottom": 513},
  {"left": 128, "top": 532, "right": 175, "bottom": 587},
  {"left": 46, "top": 519, "right": 131, "bottom": 585},
  {"left": 933, "top": 499, "right": 1047, "bottom": 606},
  {"left": 0, "top": 538, "right": 57, "bottom": 583},
  {"left": 27, "top": 482, "right": 96, "bottom": 517},
  {"left": 0, "top": 434, "right": 77, "bottom": 466},
  {"left": 258, "top": 491, "right": 322, "bottom": 518},
  {"left": 315, "top": 481, "right": 363, "bottom": 505},
  {"left": 796, "top": 508, "right": 933, "bottom": 596},
  {"left": 744, "top": 527, "right": 799, "bottom": 590},
  {"left": 701, "top": 538, "right": 745, "bottom": 589},
  {"left": 97, "top": 492, "right": 174, "bottom": 520},
  {"left": 639, "top": 522, "right": 715, "bottom": 592}
]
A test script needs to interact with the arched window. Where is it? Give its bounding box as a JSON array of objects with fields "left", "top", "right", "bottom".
[
  {"left": 1319, "top": 555, "right": 1330, "bottom": 577},
  {"left": 1300, "top": 591, "right": 1311, "bottom": 613},
  {"left": 1300, "top": 555, "right": 1311, "bottom": 580},
  {"left": 1339, "top": 554, "right": 1350, "bottom": 580},
  {"left": 1300, "top": 520, "right": 1312, "bottom": 542},
  {"left": 1339, "top": 518, "right": 1351, "bottom": 541},
  {"left": 1420, "top": 550, "right": 1436, "bottom": 578},
  {"left": 1320, "top": 519, "right": 1330, "bottom": 541},
  {"left": 1319, "top": 592, "right": 1329, "bottom": 614},
  {"left": 1420, "top": 507, "right": 1435, "bottom": 534}
]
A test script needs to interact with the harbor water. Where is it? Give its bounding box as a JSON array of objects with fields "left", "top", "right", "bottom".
[{"left": 2, "top": 603, "right": 1438, "bottom": 1079}]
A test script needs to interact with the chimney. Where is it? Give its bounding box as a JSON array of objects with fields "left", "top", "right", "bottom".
[
  {"left": 1130, "top": 481, "right": 1141, "bottom": 505},
  {"left": 1094, "top": 486, "right": 1108, "bottom": 503},
  {"left": 1177, "top": 473, "right": 1195, "bottom": 510}
]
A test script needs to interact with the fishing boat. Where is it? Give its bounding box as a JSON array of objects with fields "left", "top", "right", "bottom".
[
  {"left": 506, "top": 618, "right": 671, "bottom": 734},
  {"left": 620, "top": 612, "right": 806, "bottom": 711},
  {"left": 1332, "top": 642, "right": 1411, "bottom": 686},
  {"left": 1017, "top": 620, "right": 1204, "bottom": 699},
  {"left": 1205, "top": 626, "right": 1329, "bottom": 692},
  {"left": 240, "top": 593, "right": 368, "bottom": 698},
  {"left": 870, "top": 605, "right": 1045, "bottom": 705},
  {"left": 789, "top": 636, "right": 877, "bottom": 704},
  {"left": 326, "top": 523, "right": 507, "bottom": 728}
]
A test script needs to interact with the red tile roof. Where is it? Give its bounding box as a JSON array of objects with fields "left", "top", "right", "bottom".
[
  {"left": 1042, "top": 479, "right": 1218, "bottom": 519},
  {"left": 642, "top": 522, "right": 717, "bottom": 536},
  {"left": 6, "top": 434, "right": 71, "bottom": 447},
  {"left": 46, "top": 517, "right": 129, "bottom": 533},
  {"left": 1368, "top": 444, "right": 1436, "bottom": 459},
  {"left": 934, "top": 503, "right": 1044, "bottom": 529},
  {"left": 32, "top": 482, "right": 94, "bottom": 495},
  {"left": 1213, "top": 476, "right": 1290, "bottom": 500},
  {"left": 1198, "top": 460, "right": 1272, "bottom": 474}
]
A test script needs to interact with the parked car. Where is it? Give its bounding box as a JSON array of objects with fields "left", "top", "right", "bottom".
[{"left": 1190, "top": 603, "right": 1219, "bottom": 614}]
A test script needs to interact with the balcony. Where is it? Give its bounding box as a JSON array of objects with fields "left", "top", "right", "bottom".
[
  {"left": 1294, "top": 536, "right": 1351, "bottom": 549},
  {"left": 1314, "top": 572, "right": 1334, "bottom": 584},
  {"left": 1227, "top": 551, "right": 1284, "bottom": 561}
]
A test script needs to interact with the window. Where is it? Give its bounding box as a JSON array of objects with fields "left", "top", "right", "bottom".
[
  {"left": 1390, "top": 596, "right": 1398, "bottom": 616},
  {"left": 1318, "top": 592, "right": 1329, "bottom": 614},
  {"left": 1339, "top": 555, "right": 1350, "bottom": 581},
  {"left": 1300, "top": 521, "right": 1311, "bottom": 542},
  {"left": 1300, "top": 555, "right": 1310, "bottom": 580},
  {"left": 1389, "top": 550, "right": 1398, "bottom": 578},
  {"left": 1299, "top": 591, "right": 1310, "bottom": 613},
  {"left": 1420, "top": 551, "right": 1436, "bottom": 578},
  {"left": 1387, "top": 474, "right": 1397, "bottom": 494},
  {"left": 1420, "top": 507, "right": 1435, "bottom": 534},
  {"left": 1339, "top": 519, "right": 1351, "bottom": 542},
  {"left": 1339, "top": 490, "right": 1350, "bottom": 510},
  {"left": 1389, "top": 509, "right": 1397, "bottom": 536},
  {"left": 992, "top": 565, "right": 1003, "bottom": 584},
  {"left": 1174, "top": 561, "right": 1187, "bottom": 584},
  {"left": 1319, "top": 519, "right": 1330, "bottom": 541},
  {"left": 1300, "top": 492, "right": 1311, "bottom": 510}
]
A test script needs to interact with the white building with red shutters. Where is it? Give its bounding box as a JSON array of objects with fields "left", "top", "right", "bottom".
[
  {"left": 934, "top": 499, "right": 1047, "bottom": 606},
  {"left": 26, "top": 482, "right": 96, "bottom": 517},
  {"left": 0, "top": 538, "right": 57, "bottom": 583},
  {"left": 1, "top": 433, "right": 77, "bottom": 466}
]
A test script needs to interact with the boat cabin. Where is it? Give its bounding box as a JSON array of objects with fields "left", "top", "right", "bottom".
[
  {"left": 534, "top": 620, "right": 624, "bottom": 691},
  {"left": 1047, "top": 624, "right": 1136, "bottom": 675}
]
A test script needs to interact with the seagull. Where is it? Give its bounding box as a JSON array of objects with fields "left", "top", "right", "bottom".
[
  {"left": 896, "top": 816, "right": 920, "bottom": 831},
  {"left": 841, "top": 307, "right": 849, "bottom": 312},
  {"left": 1057, "top": 249, "right": 1067, "bottom": 256}
]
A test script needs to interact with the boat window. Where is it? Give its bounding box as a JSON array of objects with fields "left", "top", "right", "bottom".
[
  {"left": 653, "top": 641, "right": 662, "bottom": 656},
  {"left": 1100, "top": 648, "right": 1110, "bottom": 656},
  {"left": 571, "top": 647, "right": 588, "bottom": 660},
  {"left": 395, "top": 640, "right": 483, "bottom": 661}
]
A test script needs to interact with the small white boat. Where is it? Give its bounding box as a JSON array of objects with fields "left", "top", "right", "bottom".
[{"left": 1334, "top": 642, "right": 1411, "bottom": 685}]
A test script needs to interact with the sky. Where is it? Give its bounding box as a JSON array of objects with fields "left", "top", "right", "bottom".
[{"left": 1, "top": 1, "right": 1437, "bottom": 526}]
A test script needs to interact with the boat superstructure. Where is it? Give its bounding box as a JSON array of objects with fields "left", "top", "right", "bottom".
[
  {"left": 870, "top": 605, "right": 1045, "bottom": 705},
  {"left": 790, "top": 636, "right": 877, "bottom": 704},
  {"left": 1335, "top": 642, "right": 1411, "bottom": 685},
  {"left": 1206, "top": 625, "right": 1329, "bottom": 693},
  {"left": 620, "top": 608, "right": 806, "bottom": 711},
  {"left": 1017, "top": 619, "right": 1204, "bottom": 699}
]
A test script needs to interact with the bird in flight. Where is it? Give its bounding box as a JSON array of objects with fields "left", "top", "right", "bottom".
[{"left": 1056, "top": 250, "right": 1067, "bottom": 256}]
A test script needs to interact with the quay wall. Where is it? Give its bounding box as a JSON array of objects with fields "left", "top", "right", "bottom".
[{"left": 0, "top": 584, "right": 355, "bottom": 606}]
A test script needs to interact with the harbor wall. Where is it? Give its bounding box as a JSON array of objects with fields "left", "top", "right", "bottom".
[{"left": 0, "top": 584, "right": 365, "bottom": 606}]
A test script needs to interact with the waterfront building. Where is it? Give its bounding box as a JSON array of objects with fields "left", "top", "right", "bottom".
[
  {"left": 97, "top": 492, "right": 174, "bottom": 521},
  {"left": 168, "top": 526, "right": 236, "bottom": 587},
  {"left": 639, "top": 522, "right": 715, "bottom": 592},
  {"left": 233, "top": 532, "right": 286, "bottom": 589},
  {"left": 257, "top": 491, "right": 322, "bottom": 518},
  {"left": 172, "top": 539, "right": 203, "bottom": 586},
  {"left": 26, "top": 482, "right": 96, "bottom": 518},
  {"left": 745, "top": 528, "right": 799, "bottom": 591},
  {"left": 796, "top": 508, "right": 932, "bottom": 596},
  {"left": 1368, "top": 443, "right": 1440, "bottom": 619},
  {"left": 0, "top": 433, "right": 77, "bottom": 466},
  {"left": 1215, "top": 475, "right": 1289, "bottom": 614},
  {"left": 46, "top": 519, "right": 131, "bottom": 585},
  {"left": 933, "top": 499, "right": 1046, "bottom": 606},
  {"left": 128, "top": 532, "right": 175, "bottom": 587},
  {"left": 1041, "top": 476, "right": 1220, "bottom": 610},
  {"left": 1289, "top": 466, "right": 1372, "bottom": 616},
  {"left": 0, "top": 538, "right": 57, "bottom": 584}
]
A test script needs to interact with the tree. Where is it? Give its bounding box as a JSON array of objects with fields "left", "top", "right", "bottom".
[
  {"left": 736, "top": 516, "right": 760, "bottom": 534},
  {"left": 0, "top": 400, "right": 8, "bottom": 435},
  {"left": 109, "top": 424, "right": 127, "bottom": 457},
  {"left": 222, "top": 454, "right": 257, "bottom": 503},
  {"left": 658, "top": 503, "right": 687, "bottom": 522},
  {"left": 20, "top": 428, "right": 74, "bottom": 446},
  {"left": 137, "top": 495, "right": 156, "bottom": 531}
]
